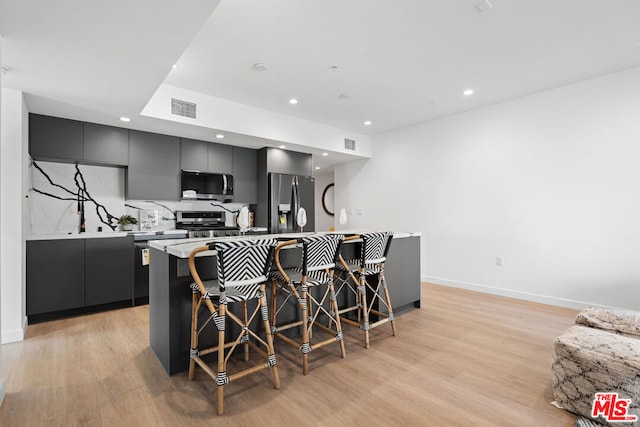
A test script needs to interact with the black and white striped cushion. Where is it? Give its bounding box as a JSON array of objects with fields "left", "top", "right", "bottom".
[
  {"left": 362, "top": 232, "right": 392, "bottom": 265},
  {"left": 211, "top": 239, "right": 277, "bottom": 302},
  {"left": 302, "top": 234, "right": 342, "bottom": 272},
  {"left": 197, "top": 279, "right": 262, "bottom": 303},
  {"left": 271, "top": 267, "right": 332, "bottom": 287}
]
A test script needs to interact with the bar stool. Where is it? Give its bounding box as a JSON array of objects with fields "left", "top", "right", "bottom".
[
  {"left": 188, "top": 239, "right": 280, "bottom": 416},
  {"left": 335, "top": 232, "right": 396, "bottom": 348},
  {"left": 270, "top": 234, "right": 346, "bottom": 375}
]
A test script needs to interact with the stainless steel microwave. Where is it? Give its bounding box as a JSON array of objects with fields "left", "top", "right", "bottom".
[{"left": 181, "top": 170, "right": 233, "bottom": 200}]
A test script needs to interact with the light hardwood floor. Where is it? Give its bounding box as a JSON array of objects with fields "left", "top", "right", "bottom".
[{"left": 0, "top": 283, "right": 578, "bottom": 426}]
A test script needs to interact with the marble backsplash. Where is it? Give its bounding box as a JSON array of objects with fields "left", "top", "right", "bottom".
[{"left": 28, "top": 161, "right": 247, "bottom": 235}]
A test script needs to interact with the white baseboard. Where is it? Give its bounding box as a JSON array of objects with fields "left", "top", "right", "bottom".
[
  {"left": 1, "top": 324, "right": 25, "bottom": 345},
  {"left": 422, "top": 275, "right": 620, "bottom": 311},
  {"left": 0, "top": 377, "right": 6, "bottom": 408}
]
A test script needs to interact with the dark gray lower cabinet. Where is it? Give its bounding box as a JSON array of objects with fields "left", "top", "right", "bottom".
[
  {"left": 384, "top": 235, "right": 421, "bottom": 312},
  {"left": 27, "top": 237, "right": 134, "bottom": 318},
  {"left": 85, "top": 237, "right": 133, "bottom": 306},
  {"left": 27, "top": 239, "right": 86, "bottom": 315}
]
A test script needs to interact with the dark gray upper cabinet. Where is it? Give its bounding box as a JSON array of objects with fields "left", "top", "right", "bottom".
[
  {"left": 85, "top": 237, "right": 133, "bottom": 306},
  {"left": 128, "top": 130, "right": 180, "bottom": 201},
  {"left": 208, "top": 143, "right": 233, "bottom": 174},
  {"left": 29, "top": 113, "right": 84, "bottom": 162},
  {"left": 26, "top": 239, "right": 86, "bottom": 315},
  {"left": 180, "top": 138, "right": 208, "bottom": 172},
  {"left": 83, "top": 122, "right": 129, "bottom": 166},
  {"left": 263, "top": 147, "right": 312, "bottom": 176},
  {"left": 232, "top": 146, "right": 258, "bottom": 204},
  {"left": 29, "top": 114, "right": 128, "bottom": 167},
  {"left": 180, "top": 138, "right": 233, "bottom": 174}
]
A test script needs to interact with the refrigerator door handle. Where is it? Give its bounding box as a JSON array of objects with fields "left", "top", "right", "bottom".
[{"left": 292, "top": 176, "right": 300, "bottom": 231}]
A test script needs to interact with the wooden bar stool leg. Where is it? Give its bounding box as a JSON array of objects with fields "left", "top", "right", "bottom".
[
  {"left": 349, "top": 271, "right": 361, "bottom": 324},
  {"left": 380, "top": 268, "right": 397, "bottom": 336},
  {"left": 217, "top": 303, "right": 227, "bottom": 416},
  {"left": 358, "top": 271, "right": 371, "bottom": 349},
  {"left": 270, "top": 278, "right": 277, "bottom": 329},
  {"left": 307, "top": 290, "right": 314, "bottom": 340},
  {"left": 329, "top": 276, "right": 346, "bottom": 358},
  {"left": 259, "top": 285, "right": 281, "bottom": 389},
  {"left": 300, "top": 282, "right": 311, "bottom": 375},
  {"left": 189, "top": 290, "right": 199, "bottom": 381},
  {"left": 242, "top": 300, "right": 249, "bottom": 362}
]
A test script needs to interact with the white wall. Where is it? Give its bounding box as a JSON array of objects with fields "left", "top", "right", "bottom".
[
  {"left": 1, "top": 88, "right": 28, "bottom": 344},
  {"left": 314, "top": 171, "right": 334, "bottom": 232},
  {"left": 335, "top": 66, "right": 640, "bottom": 310},
  {"left": 0, "top": 32, "right": 7, "bottom": 406}
]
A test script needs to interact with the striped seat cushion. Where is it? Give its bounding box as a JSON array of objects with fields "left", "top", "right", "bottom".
[
  {"left": 271, "top": 267, "right": 331, "bottom": 287},
  {"left": 194, "top": 279, "right": 262, "bottom": 303},
  {"left": 336, "top": 259, "right": 381, "bottom": 276}
]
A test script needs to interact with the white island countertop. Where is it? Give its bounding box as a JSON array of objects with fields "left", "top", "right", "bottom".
[
  {"left": 149, "top": 231, "right": 421, "bottom": 258},
  {"left": 27, "top": 231, "right": 129, "bottom": 240}
]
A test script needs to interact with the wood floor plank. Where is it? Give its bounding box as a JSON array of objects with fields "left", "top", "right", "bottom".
[{"left": 1, "top": 283, "right": 578, "bottom": 426}]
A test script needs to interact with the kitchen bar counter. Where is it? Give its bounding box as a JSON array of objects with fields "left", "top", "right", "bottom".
[
  {"left": 149, "top": 231, "right": 421, "bottom": 375},
  {"left": 149, "top": 230, "right": 421, "bottom": 258}
]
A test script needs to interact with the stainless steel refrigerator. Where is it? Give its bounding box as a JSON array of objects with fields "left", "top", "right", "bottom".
[{"left": 268, "top": 173, "right": 315, "bottom": 233}]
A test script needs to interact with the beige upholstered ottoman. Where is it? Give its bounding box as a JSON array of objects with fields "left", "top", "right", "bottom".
[
  {"left": 576, "top": 306, "right": 640, "bottom": 338},
  {"left": 552, "top": 308, "right": 640, "bottom": 426}
]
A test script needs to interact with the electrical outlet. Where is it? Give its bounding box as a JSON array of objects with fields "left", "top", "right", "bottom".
[
  {"left": 496, "top": 256, "right": 504, "bottom": 267},
  {"left": 356, "top": 208, "right": 363, "bottom": 215}
]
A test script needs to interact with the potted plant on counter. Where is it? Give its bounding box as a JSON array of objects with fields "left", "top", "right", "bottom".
[{"left": 118, "top": 214, "right": 138, "bottom": 231}]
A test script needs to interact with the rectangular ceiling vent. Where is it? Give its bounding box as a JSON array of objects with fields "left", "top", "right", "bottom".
[
  {"left": 171, "top": 98, "right": 197, "bottom": 119},
  {"left": 344, "top": 138, "right": 356, "bottom": 151}
]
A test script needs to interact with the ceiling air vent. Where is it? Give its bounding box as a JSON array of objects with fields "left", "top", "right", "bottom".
[
  {"left": 171, "top": 98, "right": 197, "bottom": 119},
  {"left": 344, "top": 138, "right": 356, "bottom": 151}
]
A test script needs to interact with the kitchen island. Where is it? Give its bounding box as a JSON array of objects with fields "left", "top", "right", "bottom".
[{"left": 148, "top": 231, "right": 421, "bottom": 375}]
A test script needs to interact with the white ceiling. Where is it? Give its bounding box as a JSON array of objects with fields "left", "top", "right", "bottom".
[{"left": 2, "top": 0, "right": 640, "bottom": 167}]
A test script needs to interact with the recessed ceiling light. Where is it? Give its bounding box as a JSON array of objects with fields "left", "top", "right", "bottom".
[
  {"left": 172, "top": 64, "right": 179, "bottom": 70},
  {"left": 279, "top": 145, "right": 286, "bottom": 149},
  {"left": 322, "top": 152, "right": 328, "bottom": 156},
  {"left": 120, "top": 117, "right": 131, "bottom": 122},
  {"left": 251, "top": 63, "right": 268, "bottom": 71},
  {"left": 364, "top": 120, "right": 372, "bottom": 126},
  {"left": 463, "top": 89, "right": 474, "bottom": 96},
  {"left": 215, "top": 134, "right": 224, "bottom": 139},
  {"left": 315, "top": 166, "right": 321, "bottom": 170},
  {"left": 289, "top": 98, "right": 298, "bottom": 105}
]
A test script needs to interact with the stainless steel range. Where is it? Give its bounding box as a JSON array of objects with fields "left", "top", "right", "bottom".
[{"left": 175, "top": 211, "right": 240, "bottom": 238}]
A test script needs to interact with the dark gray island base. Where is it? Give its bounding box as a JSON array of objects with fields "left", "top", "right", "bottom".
[{"left": 148, "top": 232, "right": 421, "bottom": 375}]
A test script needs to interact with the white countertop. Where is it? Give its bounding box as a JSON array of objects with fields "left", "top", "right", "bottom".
[
  {"left": 26, "top": 229, "right": 191, "bottom": 241},
  {"left": 150, "top": 231, "right": 421, "bottom": 258},
  {"left": 27, "top": 231, "right": 129, "bottom": 240}
]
